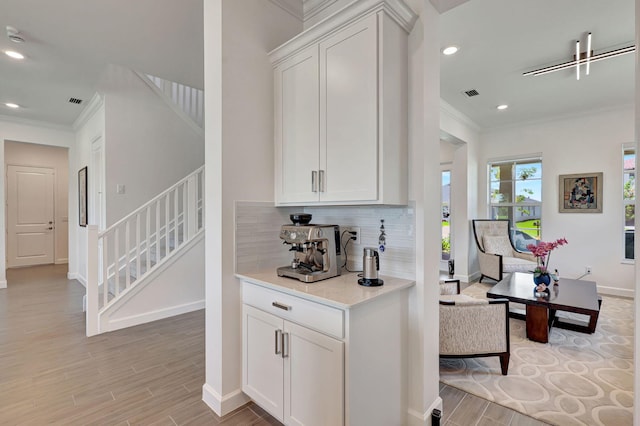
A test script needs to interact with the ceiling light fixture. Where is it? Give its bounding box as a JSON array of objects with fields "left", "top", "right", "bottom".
[
  {"left": 6, "top": 26, "right": 25, "bottom": 43},
  {"left": 5, "top": 103, "right": 20, "bottom": 109},
  {"left": 5, "top": 50, "right": 24, "bottom": 60},
  {"left": 497, "top": 104, "right": 509, "bottom": 110},
  {"left": 442, "top": 46, "right": 459, "bottom": 55},
  {"left": 523, "top": 32, "right": 635, "bottom": 79},
  {"left": 576, "top": 40, "right": 580, "bottom": 81}
]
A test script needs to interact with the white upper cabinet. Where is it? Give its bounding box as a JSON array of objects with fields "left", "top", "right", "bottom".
[{"left": 271, "top": 0, "right": 416, "bottom": 206}]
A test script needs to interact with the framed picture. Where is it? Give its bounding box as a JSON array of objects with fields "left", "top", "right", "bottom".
[
  {"left": 78, "top": 166, "right": 88, "bottom": 226},
  {"left": 559, "top": 172, "right": 603, "bottom": 213}
]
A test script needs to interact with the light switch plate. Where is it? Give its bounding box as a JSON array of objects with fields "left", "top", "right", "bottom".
[{"left": 116, "top": 184, "right": 125, "bottom": 194}]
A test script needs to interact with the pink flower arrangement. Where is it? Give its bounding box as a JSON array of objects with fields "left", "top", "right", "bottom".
[{"left": 526, "top": 238, "right": 568, "bottom": 277}]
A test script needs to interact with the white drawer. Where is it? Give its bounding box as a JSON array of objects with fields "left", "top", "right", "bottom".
[{"left": 242, "top": 281, "right": 344, "bottom": 339}]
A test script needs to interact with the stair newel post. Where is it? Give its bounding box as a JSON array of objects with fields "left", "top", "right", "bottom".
[
  {"left": 187, "top": 174, "right": 197, "bottom": 239},
  {"left": 86, "top": 225, "right": 100, "bottom": 337}
]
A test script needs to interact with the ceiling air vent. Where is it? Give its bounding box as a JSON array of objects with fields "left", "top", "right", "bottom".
[
  {"left": 68, "top": 97, "right": 83, "bottom": 105},
  {"left": 463, "top": 89, "right": 479, "bottom": 97}
]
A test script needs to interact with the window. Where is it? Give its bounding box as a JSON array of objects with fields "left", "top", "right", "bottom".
[
  {"left": 623, "top": 146, "right": 635, "bottom": 260},
  {"left": 489, "top": 158, "right": 542, "bottom": 252},
  {"left": 442, "top": 170, "right": 451, "bottom": 261}
]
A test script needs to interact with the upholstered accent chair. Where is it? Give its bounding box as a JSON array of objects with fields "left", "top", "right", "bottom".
[
  {"left": 439, "top": 280, "right": 511, "bottom": 375},
  {"left": 472, "top": 219, "right": 537, "bottom": 283}
]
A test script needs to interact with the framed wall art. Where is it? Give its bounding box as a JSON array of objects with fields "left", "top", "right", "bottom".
[
  {"left": 78, "top": 166, "right": 88, "bottom": 226},
  {"left": 559, "top": 172, "right": 603, "bottom": 213}
]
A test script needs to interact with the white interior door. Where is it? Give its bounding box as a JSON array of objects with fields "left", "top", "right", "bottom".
[{"left": 7, "top": 165, "right": 55, "bottom": 267}]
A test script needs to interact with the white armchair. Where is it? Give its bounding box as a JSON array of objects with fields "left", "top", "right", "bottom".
[
  {"left": 439, "top": 280, "right": 510, "bottom": 375},
  {"left": 472, "top": 219, "right": 537, "bottom": 283}
]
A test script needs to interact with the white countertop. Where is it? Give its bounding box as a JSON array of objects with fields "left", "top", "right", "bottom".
[{"left": 235, "top": 271, "right": 415, "bottom": 309}]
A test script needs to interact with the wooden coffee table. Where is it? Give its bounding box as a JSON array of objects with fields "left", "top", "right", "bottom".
[{"left": 487, "top": 272, "right": 601, "bottom": 343}]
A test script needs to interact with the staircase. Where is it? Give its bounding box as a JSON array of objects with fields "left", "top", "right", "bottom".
[
  {"left": 85, "top": 167, "right": 204, "bottom": 336},
  {"left": 144, "top": 73, "right": 205, "bottom": 129}
]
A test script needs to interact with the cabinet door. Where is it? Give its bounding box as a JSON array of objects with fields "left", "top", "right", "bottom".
[
  {"left": 319, "top": 14, "right": 378, "bottom": 202},
  {"left": 275, "top": 45, "right": 320, "bottom": 204},
  {"left": 284, "top": 321, "right": 344, "bottom": 426},
  {"left": 242, "top": 305, "right": 284, "bottom": 422}
]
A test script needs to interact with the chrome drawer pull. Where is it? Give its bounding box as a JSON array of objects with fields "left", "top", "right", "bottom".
[
  {"left": 282, "top": 332, "right": 289, "bottom": 358},
  {"left": 275, "top": 329, "right": 282, "bottom": 354},
  {"left": 272, "top": 301, "right": 291, "bottom": 311}
]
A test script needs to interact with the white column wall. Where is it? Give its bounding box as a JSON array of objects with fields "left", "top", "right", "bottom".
[
  {"left": 406, "top": 0, "right": 443, "bottom": 423},
  {"left": 633, "top": 0, "right": 639, "bottom": 419},
  {"left": 202, "top": 0, "right": 302, "bottom": 416},
  {"left": 71, "top": 99, "right": 105, "bottom": 285},
  {"left": 0, "top": 118, "right": 74, "bottom": 288}
]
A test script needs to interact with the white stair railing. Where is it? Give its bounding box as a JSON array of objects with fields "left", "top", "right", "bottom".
[
  {"left": 145, "top": 74, "right": 204, "bottom": 129},
  {"left": 86, "top": 167, "right": 204, "bottom": 336}
]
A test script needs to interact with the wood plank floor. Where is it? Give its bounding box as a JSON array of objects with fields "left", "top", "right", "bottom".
[
  {"left": 0, "top": 264, "right": 280, "bottom": 425},
  {"left": 0, "top": 264, "right": 545, "bottom": 425}
]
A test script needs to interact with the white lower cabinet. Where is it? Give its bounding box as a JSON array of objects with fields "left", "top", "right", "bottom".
[
  {"left": 243, "top": 304, "right": 344, "bottom": 425},
  {"left": 240, "top": 276, "right": 411, "bottom": 426}
]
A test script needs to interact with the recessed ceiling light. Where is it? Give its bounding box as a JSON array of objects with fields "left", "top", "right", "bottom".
[
  {"left": 442, "top": 46, "right": 459, "bottom": 56},
  {"left": 4, "top": 50, "right": 24, "bottom": 60},
  {"left": 497, "top": 104, "right": 509, "bottom": 110},
  {"left": 5, "top": 103, "right": 20, "bottom": 109}
]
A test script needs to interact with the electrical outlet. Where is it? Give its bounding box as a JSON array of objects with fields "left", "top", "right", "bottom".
[
  {"left": 344, "top": 226, "right": 360, "bottom": 244},
  {"left": 585, "top": 266, "right": 592, "bottom": 275}
]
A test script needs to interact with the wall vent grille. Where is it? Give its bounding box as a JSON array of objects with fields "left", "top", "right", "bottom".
[
  {"left": 68, "top": 97, "right": 83, "bottom": 104},
  {"left": 463, "top": 89, "right": 479, "bottom": 97}
]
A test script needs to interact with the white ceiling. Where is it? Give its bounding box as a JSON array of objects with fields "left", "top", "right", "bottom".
[
  {"left": 0, "top": 0, "right": 203, "bottom": 126},
  {"left": 440, "top": 0, "right": 635, "bottom": 129},
  {"left": 0, "top": 0, "right": 634, "bottom": 130}
]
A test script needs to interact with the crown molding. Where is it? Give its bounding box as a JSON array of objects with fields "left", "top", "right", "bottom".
[
  {"left": 72, "top": 92, "right": 104, "bottom": 131},
  {"left": 303, "top": 0, "right": 338, "bottom": 20},
  {"left": 270, "top": 0, "right": 417, "bottom": 65},
  {"left": 269, "top": 0, "right": 304, "bottom": 21},
  {"left": 440, "top": 99, "right": 481, "bottom": 132},
  {"left": 0, "top": 113, "right": 73, "bottom": 132}
]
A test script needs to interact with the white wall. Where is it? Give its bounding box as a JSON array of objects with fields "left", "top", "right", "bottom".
[
  {"left": 478, "top": 107, "right": 635, "bottom": 297},
  {"left": 5, "top": 141, "right": 69, "bottom": 264},
  {"left": 72, "top": 97, "right": 105, "bottom": 284},
  {"left": 203, "top": 0, "right": 303, "bottom": 415},
  {"left": 98, "top": 65, "right": 205, "bottom": 226},
  {"left": 406, "top": 0, "right": 443, "bottom": 422},
  {"left": 439, "top": 102, "right": 481, "bottom": 282},
  {"left": 0, "top": 117, "right": 74, "bottom": 287}
]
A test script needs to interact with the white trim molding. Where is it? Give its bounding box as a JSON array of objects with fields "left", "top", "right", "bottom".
[
  {"left": 72, "top": 93, "right": 104, "bottom": 131},
  {"left": 303, "top": 0, "right": 338, "bottom": 19},
  {"left": 269, "top": 0, "right": 304, "bottom": 20},
  {"left": 202, "top": 384, "right": 250, "bottom": 417},
  {"left": 0, "top": 280, "right": 6, "bottom": 289},
  {"left": 269, "top": 0, "right": 417, "bottom": 64},
  {"left": 407, "top": 397, "right": 443, "bottom": 426}
]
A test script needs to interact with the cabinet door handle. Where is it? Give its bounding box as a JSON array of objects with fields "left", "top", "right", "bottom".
[
  {"left": 275, "top": 329, "right": 282, "bottom": 355},
  {"left": 272, "top": 301, "right": 291, "bottom": 311},
  {"left": 282, "top": 332, "right": 289, "bottom": 358},
  {"left": 319, "top": 170, "right": 325, "bottom": 192},
  {"left": 312, "top": 171, "right": 318, "bottom": 192}
]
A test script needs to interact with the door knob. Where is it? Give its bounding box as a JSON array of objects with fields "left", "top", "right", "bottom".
[
  {"left": 48, "top": 227, "right": 53, "bottom": 230},
  {"left": 48, "top": 221, "right": 53, "bottom": 224}
]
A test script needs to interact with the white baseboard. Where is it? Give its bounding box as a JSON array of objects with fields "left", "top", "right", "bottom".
[
  {"left": 67, "top": 272, "right": 78, "bottom": 280},
  {"left": 597, "top": 285, "right": 634, "bottom": 299},
  {"left": 0, "top": 280, "right": 6, "bottom": 289},
  {"left": 407, "top": 397, "right": 443, "bottom": 426},
  {"left": 55, "top": 258, "right": 68, "bottom": 265},
  {"left": 202, "top": 384, "right": 250, "bottom": 417},
  {"left": 103, "top": 300, "right": 205, "bottom": 332}
]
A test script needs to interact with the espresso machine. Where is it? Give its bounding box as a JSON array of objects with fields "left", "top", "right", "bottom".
[{"left": 277, "top": 214, "right": 342, "bottom": 283}]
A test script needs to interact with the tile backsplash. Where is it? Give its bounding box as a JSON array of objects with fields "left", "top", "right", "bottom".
[{"left": 235, "top": 201, "right": 416, "bottom": 279}]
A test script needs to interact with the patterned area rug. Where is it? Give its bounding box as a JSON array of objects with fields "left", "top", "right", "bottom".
[{"left": 439, "top": 282, "right": 634, "bottom": 426}]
